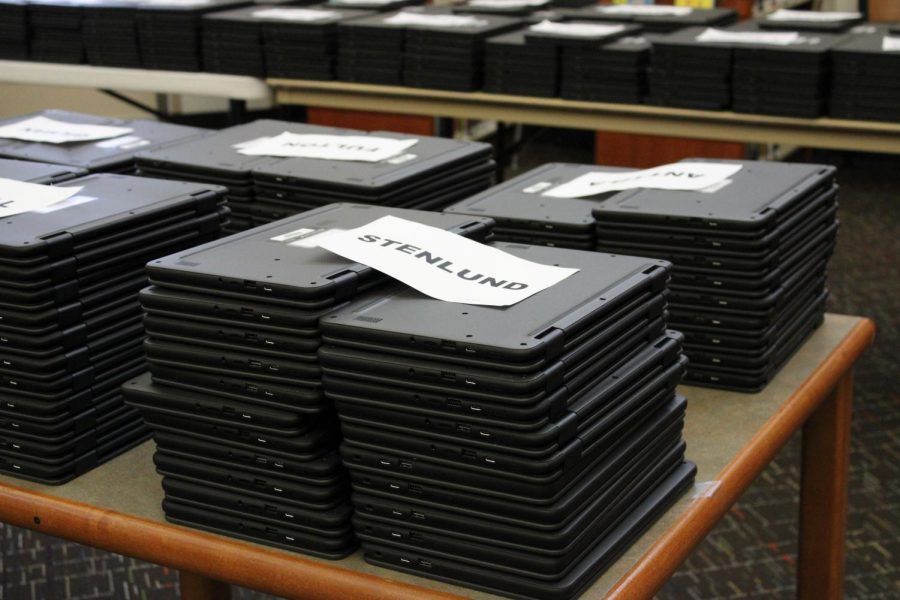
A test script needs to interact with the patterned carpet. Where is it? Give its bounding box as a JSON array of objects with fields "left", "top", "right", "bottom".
[{"left": 1, "top": 135, "right": 897, "bottom": 600}]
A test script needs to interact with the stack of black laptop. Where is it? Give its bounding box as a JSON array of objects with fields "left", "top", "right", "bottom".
[
  {"left": 525, "top": 20, "right": 644, "bottom": 103},
  {"left": 27, "top": 0, "right": 88, "bottom": 63},
  {"left": 0, "top": 110, "right": 208, "bottom": 174},
  {"left": 453, "top": 0, "right": 551, "bottom": 18},
  {"left": 0, "top": 0, "right": 29, "bottom": 60},
  {"left": 337, "top": 10, "right": 409, "bottom": 84},
  {"left": 556, "top": 5, "right": 736, "bottom": 34},
  {"left": 757, "top": 9, "right": 862, "bottom": 34},
  {"left": 120, "top": 204, "right": 493, "bottom": 557},
  {"left": 729, "top": 27, "right": 844, "bottom": 118},
  {"left": 136, "top": 0, "right": 251, "bottom": 71},
  {"left": 201, "top": 5, "right": 269, "bottom": 77},
  {"left": 830, "top": 30, "right": 900, "bottom": 123},
  {"left": 135, "top": 119, "right": 295, "bottom": 233},
  {"left": 593, "top": 159, "right": 838, "bottom": 392},
  {"left": 249, "top": 126, "right": 495, "bottom": 225},
  {"left": 444, "top": 163, "right": 630, "bottom": 249},
  {"left": 326, "top": 0, "right": 422, "bottom": 10},
  {"left": 82, "top": 1, "right": 142, "bottom": 67},
  {"left": 400, "top": 10, "right": 521, "bottom": 91},
  {"left": 483, "top": 28, "right": 559, "bottom": 97},
  {"left": 0, "top": 173, "right": 228, "bottom": 484},
  {"left": 259, "top": 6, "right": 371, "bottom": 80},
  {"left": 647, "top": 26, "right": 733, "bottom": 110},
  {"left": 318, "top": 243, "right": 695, "bottom": 599}
]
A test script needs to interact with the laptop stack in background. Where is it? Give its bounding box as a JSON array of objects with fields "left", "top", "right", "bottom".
[
  {"left": 830, "top": 27, "right": 900, "bottom": 123},
  {"left": 648, "top": 26, "right": 733, "bottom": 110},
  {"left": 82, "top": 0, "right": 142, "bottom": 68},
  {"left": 482, "top": 28, "right": 559, "bottom": 97},
  {"left": 557, "top": 32, "right": 651, "bottom": 103},
  {"left": 337, "top": 11, "right": 408, "bottom": 84},
  {"left": 201, "top": 5, "right": 271, "bottom": 77},
  {"left": 592, "top": 160, "right": 838, "bottom": 392},
  {"left": 121, "top": 204, "right": 494, "bottom": 557},
  {"left": 556, "top": 4, "right": 736, "bottom": 34},
  {"left": 136, "top": 0, "right": 251, "bottom": 71},
  {"left": 0, "top": 172, "right": 228, "bottom": 484},
  {"left": 319, "top": 243, "right": 695, "bottom": 598},
  {"left": 27, "top": 0, "right": 88, "bottom": 63},
  {"left": 0, "top": 0, "right": 29, "bottom": 60},
  {"left": 444, "top": 163, "right": 630, "bottom": 249},
  {"left": 0, "top": 110, "right": 208, "bottom": 174}
]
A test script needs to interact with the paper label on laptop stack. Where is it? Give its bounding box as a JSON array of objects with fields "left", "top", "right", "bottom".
[
  {"left": 883, "top": 36, "right": 900, "bottom": 52},
  {"left": 596, "top": 5, "right": 691, "bottom": 16},
  {"left": 0, "top": 116, "right": 133, "bottom": 144},
  {"left": 252, "top": 8, "right": 340, "bottom": 21},
  {"left": 766, "top": 9, "right": 861, "bottom": 22},
  {"left": 695, "top": 28, "right": 801, "bottom": 46},
  {"left": 314, "top": 215, "right": 579, "bottom": 306},
  {"left": 529, "top": 20, "right": 626, "bottom": 37},
  {"left": 0, "top": 178, "right": 84, "bottom": 217},
  {"left": 236, "top": 133, "right": 419, "bottom": 162},
  {"left": 543, "top": 162, "right": 743, "bottom": 198},
  {"left": 383, "top": 12, "right": 488, "bottom": 27}
]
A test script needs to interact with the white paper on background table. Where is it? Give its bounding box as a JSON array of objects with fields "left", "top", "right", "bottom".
[
  {"left": 236, "top": 133, "right": 419, "bottom": 162},
  {"left": 0, "top": 178, "right": 83, "bottom": 217},
  {"left": 543, "top": 162, "right": 743, "bottom": 198},
  {"left": 313, "top": 216, "right": 579, "bottom": 306},
  {"left": 596, "top": 5, "right": 691, "bottom": 17},
  {"left": 766, "top": 9, "right": 861, "bottom": 22},
  {"left": 529, "top": 20, "right": 626, "bottom": 37},
  {"left": 469, "top": 0, "right": 549, "bottom": 8},
  {"left": 695, "top": 28, "right": 800, "bottom": 46},
  {"left": 0, "top": 116, "right": 133, "bottom": 144},
  {"left": 251, "top": 8, "right": 340, "bottom": 21},
  {"left": 883, "top": 36, "right": 900, "bottom": 52},
  {"left": 383, "top": 12, "right": 488, "bottom": 27},
  {"left": 329, "top": 0, "right": 397, "bottom": 5}
]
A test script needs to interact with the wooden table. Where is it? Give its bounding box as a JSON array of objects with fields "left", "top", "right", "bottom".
[
  {"left": 269, "top": 79, "right": 900, "bottom": 155},
  {"left": 0, "top": 314, "right": 875, "bottom": 600}
]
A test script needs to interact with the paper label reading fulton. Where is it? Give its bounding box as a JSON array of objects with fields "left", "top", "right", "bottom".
[
  {"left": 529, "top": 20, "right": 626, "bottom": 38},
  {"left": 543, "top": 162, "right": 743, "bottom": 198},
  {"left": 767, "top": 9, "right": 861, "bottom": 22},
  {"left": 316, "top": 216, "right": 579, "bottom": 306},
  {"left": 596, "top": 5, "right": 691, "bottom": 16},
  {"left": 883, "top": 36, "right": 900, "bottom": 52},
  {"left": 236, "top": 133, "right": 419, "bottom": 162},
  {"left": 469, "top": 0, "right": 549, "bottom": 8},
  {"left": 695, "top": 28, "right": 800, "bottom": 46},
  {"left": 0, "top": 178, "right": 84, "bottom": 218},
  {"left": 251, "top": 8, "right": 339, "bottom": 21},
  {"left": 383, "top": 12, "right": 488, "bottom": 27},
  {"left": 0, "top": 116, "right": 133, "bottom": 144}
]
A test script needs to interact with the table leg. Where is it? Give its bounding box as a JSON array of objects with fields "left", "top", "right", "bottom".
[
  {"left": 797, "top": 370, "right": 853, "bottom": 600},
  {"left": 180, "top": 570, "right": 232, "bottom": 600}
]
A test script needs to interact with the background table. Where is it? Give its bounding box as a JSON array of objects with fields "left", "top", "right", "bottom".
[{"left": 0, "top": 314, "right": 875, "bottom": 600}]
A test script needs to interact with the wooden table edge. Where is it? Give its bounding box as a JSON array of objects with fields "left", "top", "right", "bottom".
[
  {"left": 604, "top": 317, "right": 876, "bottom": 600},
  {"left": 0, "top": 317, "right": 875, "bottom": 600}
]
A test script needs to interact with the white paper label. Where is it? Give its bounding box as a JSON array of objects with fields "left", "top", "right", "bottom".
[
  {"left": 0, "top": 116, "right": 133, "bottom": 144},
  {"left": 767, "top": 9, "right": 860, "bottom": 22},
  {"left": 386, "top": 153, "right": 418, "bottom": 165},
  {"left": 330, "top": 0, "right": 395, "bottom": 4},
  {"left": 0, "top": 178, "right": 84, "bottom": 218},
  {"left": 252, "top": 8, "right": 340, "bottom": 21},
  {"left": 543, "top": 162, "right": 743, "bottom": 198},
  {"left": 469, "top": 0, "right": 549, "bottom": 8},
  {"left": 529, "top": 20, "right": 626, "bottom": 38},
  {"left": 695, "top": 27, "right": 800, "bottom": 46},
  {"left": 383, "top": 12, "right": 488, "bottom": 28},
  {"left": 315, "top": 216, "right": 578, "bottom": 306},
  {"left": 236, "top": 133, "right": 419, "bottom": 162},
  {"left": 522, "top": 181, "right": 554, "bottom": 194},
  {"left": 596, "top": 5, "right": 691, "bottom": 17},
  {"left": 883, "top": 36, "right": 900, "bottom": 52},
  {"left": 94, "top": 135, "right": 149, "bottom": 150}
]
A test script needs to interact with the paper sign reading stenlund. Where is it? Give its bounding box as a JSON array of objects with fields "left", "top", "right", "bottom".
[
  {"left": 314, "top": 216, "right": 579, "bottom": 306},
  {"left": 0, "top": 178, "right": 83, "bottom": 218},
  {"left": 236, "top": 133, "right": 419, "bottom": 162},
  {"left": 543, "top": 162, "right": 743, "bottom": 198},
  {"left": 0, "top": 116, "right": 133, "bottom": 144}
]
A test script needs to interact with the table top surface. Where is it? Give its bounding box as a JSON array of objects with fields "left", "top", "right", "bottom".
[{"left": 0, "top": 313, "right": 870, "bottom": 600}]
